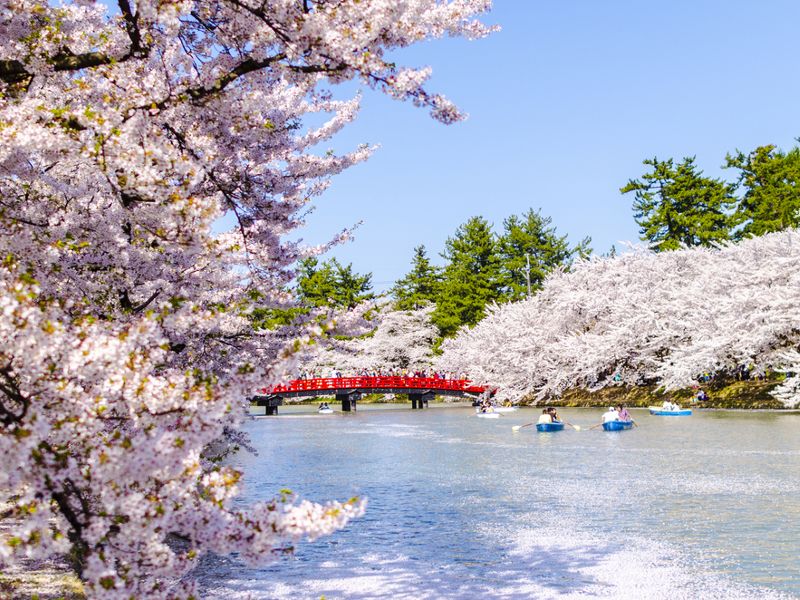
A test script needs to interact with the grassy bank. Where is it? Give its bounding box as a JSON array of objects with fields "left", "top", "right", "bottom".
[{"left": 539, "top": 378, "right": 784, "bottom": 410}]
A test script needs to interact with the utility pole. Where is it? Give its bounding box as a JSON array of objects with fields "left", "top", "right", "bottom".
[{"left": 525, "top": 253, "right": 532, "bottom": 298}]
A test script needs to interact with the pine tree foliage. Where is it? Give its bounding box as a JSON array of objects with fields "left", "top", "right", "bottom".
[
  {"left": 432, "top": 216, "right": 503, "bottom": 337},
  {"left": 392, "top": 245, "right": 442, "bottom": 310},
  {"left": 621, "top": 157, "right": 738, "bottom": 251},
  {"left": 438, "top": 230, "right": 800, "bottom": 407},
  {"left": 296, "top": 257, "right": 374, "bottom": 309},
  {"left": 497, "top": 208, "right": 591, "bottom": 300},
  {"left": 726, "top": 144, "right": 800, "bottom": 238}
]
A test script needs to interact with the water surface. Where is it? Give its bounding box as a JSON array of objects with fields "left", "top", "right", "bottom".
[{"left": 201, "top": 405, "right": 800, "bottom": 599}]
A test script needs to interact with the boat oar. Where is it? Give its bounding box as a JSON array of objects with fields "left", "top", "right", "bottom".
[
  {"left": 562, "top": 421, "right": 581, "bottom": 431},
  {"left": 512, "top": 422, "right": 535, "bottom": 432},
  {"left": 588, "top": 423, "right": 602, "bottom": 430}
]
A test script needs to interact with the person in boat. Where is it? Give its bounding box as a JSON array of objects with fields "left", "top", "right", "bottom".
[
  {"left": 601, "top": 406, "right": 619, "bottom": 424},
  {"left": 616, "top": 404, "right": 631, "bottom": 421},
  {"left": 547, "top": 407, "right": 561, "bottom": 422},
  {"left": 661, "top": 400, "right": 680, "bottom": 411},
  {"left": 537, "top": 409, "right": 552, "bottom": 424}
]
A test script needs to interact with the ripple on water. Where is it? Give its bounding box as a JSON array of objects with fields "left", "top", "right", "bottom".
[
  {"left": 202, "top": 408, "right": 800, "bottom": 599},
  {"left": 202, "top": 525, "right": 794, "bottom": 600}
]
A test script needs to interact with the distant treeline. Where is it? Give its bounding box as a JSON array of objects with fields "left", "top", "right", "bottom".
[
  {"left": 289, "top": 141, "right": 800, "bottom": 339},
  {"left": 295, "top": 209, "right": 589, "bottom": 338}
]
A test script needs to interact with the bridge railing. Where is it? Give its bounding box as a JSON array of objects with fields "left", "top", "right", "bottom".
[{"left": 266, "top": 376, "right": 486, "bottom": 395}]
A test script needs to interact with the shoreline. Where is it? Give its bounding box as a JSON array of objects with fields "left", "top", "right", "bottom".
[
  {"left": 269, "top": 376, "right": 792, "bottom": 411},
  {"left": 252, "top": 401, "right": 800, "bottom": 413}
]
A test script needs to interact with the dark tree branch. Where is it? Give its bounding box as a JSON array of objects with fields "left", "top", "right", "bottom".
[
  {"left": 0, "top": 0, "right": 147, "bottom": 86},
  {"left": 119, "top": 288, "right": 162, "bottom": 313},
  {"left": 132, "top": 289, "right": 162, "bottom": 313},
  {"left": 0, "top": 364, "right": 29, "bottom": 425},
  {"left": 146, "top": 51, "right": 347, "bottom": 113},
  {"left": 0, "top": 52, "right": 111, "bottom": 85},
  {"left": 117, "top": 0, "right": 147, "bottom": 58}
]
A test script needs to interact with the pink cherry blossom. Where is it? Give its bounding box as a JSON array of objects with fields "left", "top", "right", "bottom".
[{"left": 0, "top": 1, "right": 494, "bottom": 597}]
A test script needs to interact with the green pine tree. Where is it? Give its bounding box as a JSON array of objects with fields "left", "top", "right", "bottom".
[
  {"left": 725, "top": 144, "right": 800, "bottom": 238},
  {"left": 497, "top": 208, "right": 591, "bottom": 300},
  {"left": 432, "top": 216, "right": 503, "bottom": 337},
  {"left": 392, "top": 245, "right": 442, "bottom": 310},
  {"left": 333, "top": 260, "right": 375, "bottom": 309},
  {"left": 621, "top": 156, "right": 737, "bottom": 251},
  {"left": 296, "top": 257, "right": 374, "bottom": 309}
]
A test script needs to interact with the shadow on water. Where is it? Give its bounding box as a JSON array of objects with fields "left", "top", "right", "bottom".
[
  {"left": 196, "top": 535, "right": 623, "bottom": 599},
  {"left": 196, "top": 406, "right": 800, "bottom": 599}
]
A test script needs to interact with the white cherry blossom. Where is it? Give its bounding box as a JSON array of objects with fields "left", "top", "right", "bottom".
[
  {"left": 0, "top": 1, "right": 494, "bottom": 597},
  {"left": 439, "top": 230, "right": 800, "bottom": 408}
]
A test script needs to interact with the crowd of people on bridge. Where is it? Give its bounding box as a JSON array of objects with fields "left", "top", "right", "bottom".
[{"left": 297, "top": 368, "right": 469, "bottom": 381}]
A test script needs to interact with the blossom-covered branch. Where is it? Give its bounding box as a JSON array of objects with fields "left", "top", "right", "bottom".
[
  {"left": 0, "top": 0, "right": 494, "bottom": 597},
  {"left": 303, "top": 304, "right": 439, "bottom": 375}
]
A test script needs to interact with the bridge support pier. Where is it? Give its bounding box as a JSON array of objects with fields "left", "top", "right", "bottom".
[
  {"left": 337, "top": 391, "right": 360, "bottom": 412},
  {"left": 409, "top": 392, "right": 435, "bottom": 409},
  {"left": 252, "top": 395, "right": 282, "bottom": 416}
]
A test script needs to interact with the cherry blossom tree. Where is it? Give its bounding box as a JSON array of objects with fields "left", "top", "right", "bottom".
[
  {"left": 772, "top": 350, "right": 800, "bottom": 408},
  {"left": 439, "top": 230, "right": 800, "bottom": 407},
  {"left": 304, "top": 303, "right": 438, "bottom": 375},
  {"left": 0, "top": 1, "right": 494, "bottom": 597}
]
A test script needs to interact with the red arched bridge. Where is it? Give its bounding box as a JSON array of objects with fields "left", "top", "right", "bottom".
[{"left": 253, "top": 376, "right": 490, "bottom": 414}]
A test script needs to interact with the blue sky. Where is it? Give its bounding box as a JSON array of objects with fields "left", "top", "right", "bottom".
[{"left": 292, "top": 1, "right": 800, "bottom": 291}]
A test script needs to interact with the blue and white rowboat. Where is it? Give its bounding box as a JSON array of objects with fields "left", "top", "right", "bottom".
[
  {"left": 536, "top": 421, "right": 565, "bottom": 432},
  {"left": 602, "top": 420, "right": 634, "bottom": 431},
  {"left": 648, "top": 407, "right": 692, "bottom": 416}
]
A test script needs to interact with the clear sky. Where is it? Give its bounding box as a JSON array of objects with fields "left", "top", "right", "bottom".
[{"left": 291, "top": 1, "right": 800, "bottom": 292}]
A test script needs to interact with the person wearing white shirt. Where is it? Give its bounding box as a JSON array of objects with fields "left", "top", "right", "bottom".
[{"left": 601, "top": 407, "right": 619, "bottom": 423}]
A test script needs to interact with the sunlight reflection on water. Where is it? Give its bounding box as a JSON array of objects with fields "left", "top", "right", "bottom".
[{"left": 200, "top": 405, "right": 800, "bottom": 599}]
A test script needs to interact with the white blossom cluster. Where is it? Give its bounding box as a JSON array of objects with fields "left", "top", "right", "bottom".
[
  {"left": 771, "top": 349, "right": 800, "bottom": 407},
  {"left": 439, "top": 230, "right": 800, "bottom": 407},
  {"left": 0, "top": 0, "right": 493, "bottom": 597},
  {"left": 304, "top": 304, "right": 439, "bottom": 374}
]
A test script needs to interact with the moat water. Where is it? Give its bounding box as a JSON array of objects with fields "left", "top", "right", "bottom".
[{"left": 199, "top": 405, "right": 800, "bottom": 599}]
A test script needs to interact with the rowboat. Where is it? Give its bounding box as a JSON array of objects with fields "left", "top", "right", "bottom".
[
  {"left": 536, "top": 421, "right": 565, "bottom": 432},
  {"left": 602, "top": 420, "right": 633, "bottom": 431},
  {"left": 318, "top": 407, "right": 334, "bottom": 414},
  {"left": 648, "top": 406, "right": 692, "bottom": 416},
  {"left": 476, "top": 411, "right": 500, "bottom": 419}
]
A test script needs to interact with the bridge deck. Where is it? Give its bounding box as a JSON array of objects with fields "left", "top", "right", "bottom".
[{"left": 264, "top": 376, "right": 486, "bottom": 398}]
